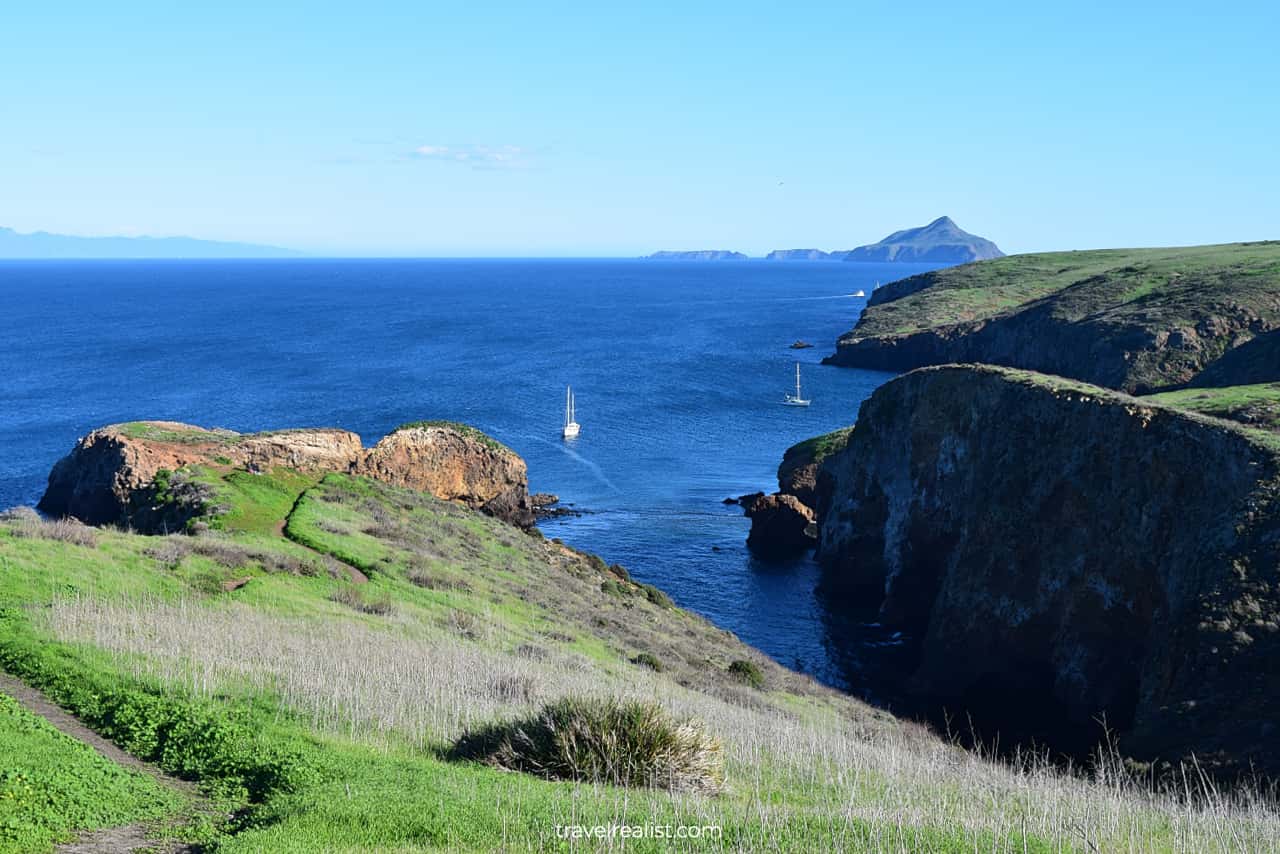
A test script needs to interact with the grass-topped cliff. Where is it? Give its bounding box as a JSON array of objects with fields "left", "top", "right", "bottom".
[
  {"left": 825, "top": 241, "right": 1280, "bottom": 393},
  {"left": 6, "top": 433, "right": 1280, "bottom": 850}
]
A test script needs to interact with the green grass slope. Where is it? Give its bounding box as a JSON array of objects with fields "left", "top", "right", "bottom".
[
  {"left": 2, "top": 465, "right": 1279, "bottom": 851},
  {"left": 1143, "top": 382, "right": 1280, "bottom": 433},
  {"left": 0, "top": 693, "right": 184, "bottom": 853}
]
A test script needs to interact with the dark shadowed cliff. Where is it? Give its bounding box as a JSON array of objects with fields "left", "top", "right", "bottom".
[{"left": 814, "top": 364, "right": 1280, "bottom": 775}]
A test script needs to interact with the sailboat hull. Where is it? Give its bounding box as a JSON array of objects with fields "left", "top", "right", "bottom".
[{"left": 562, "top": 423, "right": 580, "bottom": 438}]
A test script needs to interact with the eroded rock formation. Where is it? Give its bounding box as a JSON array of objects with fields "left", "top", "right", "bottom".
[{"left": 38, "top": 420, "right": 533, "bottom": 529}]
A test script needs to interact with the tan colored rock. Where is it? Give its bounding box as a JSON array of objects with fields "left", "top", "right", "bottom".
[
  {"left": 240, "top": 429, "right": 365, "bottom": 473},
  {"left": 38, "top": 419, "right": 534, "bottom": 529},
  {"left": 744, "top": 493, "right": 816, "bottom": 557},
  {"left": 355, "top": 424, "right": 533, "bottom": 527}
]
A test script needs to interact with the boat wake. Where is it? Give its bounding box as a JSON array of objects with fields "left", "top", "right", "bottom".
[{"left": 520, "top": 434, "right": 620, "bottom": 493}]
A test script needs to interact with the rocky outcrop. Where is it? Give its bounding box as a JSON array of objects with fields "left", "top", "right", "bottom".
[
  {"left": 743, "top": 493, "right": 816, "bottom": 557},
  {"left": 815, "top": 364, "right": 1280, "bottom": 774},
  {"left": 39, "top": 420, "right": 534, "bottom": 529},
  {"left": 776, "top": 427, "right": 854, "bottom": 507},
  {"left": 355, "top": 424, "right": 533, "bottom": 527},
  {"left": 38, "top": 423, "right": 362, "bottom": 526}
]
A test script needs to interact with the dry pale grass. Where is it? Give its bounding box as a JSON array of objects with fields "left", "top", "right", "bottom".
[
  {"left": 40, "top": 595, "right": 1280, "bottom": 852},
  {"left": 1, "top": 507, "right": 98, "bottom": 548}
]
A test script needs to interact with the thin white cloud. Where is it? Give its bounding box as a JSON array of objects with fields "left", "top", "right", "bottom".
[{"left": 408, "top": 144, "right": 530, "bottom": 169}]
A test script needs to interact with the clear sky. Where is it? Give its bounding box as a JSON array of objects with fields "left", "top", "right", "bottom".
[{"left": 3, "top": 1, "right": 1277, "bottom": 256}]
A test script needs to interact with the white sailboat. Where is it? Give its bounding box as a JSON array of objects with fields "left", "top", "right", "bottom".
[
  {"left": 852, "top": 289, "right": 866, "bottom": 297},
  {"left": 562, "top": 386, "right": 581, "bottom": 438},
  {"left": 783, "top": 363, "right": 811, "bottom": 407}
]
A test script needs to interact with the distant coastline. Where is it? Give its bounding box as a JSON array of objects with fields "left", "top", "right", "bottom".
[{"left": 0, "top": 226, "right": 300, "bottom": 259}]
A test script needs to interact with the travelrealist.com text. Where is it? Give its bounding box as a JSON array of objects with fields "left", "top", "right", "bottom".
[{"left": 555, "top": 824, "right": 724, "bottom": 840}]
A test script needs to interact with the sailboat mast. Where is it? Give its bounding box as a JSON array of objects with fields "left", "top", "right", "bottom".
[{"left": 795, "top": 363, "right": 802, "bottom": 396}]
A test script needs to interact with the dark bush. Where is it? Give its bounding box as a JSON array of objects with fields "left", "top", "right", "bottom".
[
  {"left": 728, "top": 659, "right": 765, "bottom": 689},
  {"left": 639, "top": 583, "right": 673, "bottom": 609},
  {"left": 631, "top": 652, "right": 664, "bottom": 672},
  {"left": 452, "top": 697, "right": 722, "bottom": 793}
]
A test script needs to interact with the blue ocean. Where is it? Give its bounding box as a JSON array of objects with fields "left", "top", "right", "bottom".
[{"left": 0, "top": 259, "right": 935, "bottom": 689}]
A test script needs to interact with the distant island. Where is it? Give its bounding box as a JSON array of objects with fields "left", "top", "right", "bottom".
[
  {"left": 0, "top": 226, "right": 300, "bottom": 259},
  {"left": 655, "top": 217, "right": 1002, "bottom": 264},
  {"left": 644, "top": 250, "right": 749, "bottom": 261},
  {"left": 765, "top": 249, "right": 842, "bottom": 261},
  {"left": 843, "top": 216, "right": 1003, "bottom": 264}
]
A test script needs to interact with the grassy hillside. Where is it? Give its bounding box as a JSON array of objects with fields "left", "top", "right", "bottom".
[
  {"left": 853, "top": 243, "right": 1280, "bottom": 338},
  {"left": 3, "top": 465, "right": 1280, "bottom": 850},
  {"left": 1143, "top": 383, "right": 1280, "bottom": 433},
  {"left": 829, "top": 242, "right": 1280, "bottom": 393},
  {"left": 0, "top": 693, "right": 187, "bottom": 852}
]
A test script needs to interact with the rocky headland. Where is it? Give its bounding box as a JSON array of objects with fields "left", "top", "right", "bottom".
[
  {"left": 745, "top": 241, "right": 1280, "bottom": 777},
  {"left": 824, "top": 242, "right": 1280, "bottom": 394},
  {"left": 38, "top": 420, "right": 534, "bottom": 530}
]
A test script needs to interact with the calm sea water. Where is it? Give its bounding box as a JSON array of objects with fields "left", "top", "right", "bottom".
[{"left": 0, "top": 259, "right": 935, "bottom": 689}]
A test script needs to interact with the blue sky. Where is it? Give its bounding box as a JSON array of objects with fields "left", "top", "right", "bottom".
[{"left": 2, "top": 2, "right": 1277, "bottom": 256}]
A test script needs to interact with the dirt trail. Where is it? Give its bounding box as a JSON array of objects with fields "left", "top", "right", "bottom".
[
  {"left": 0, "top": 672, "right": 212, "bottom": 853},
  {"left": 277, "top": 500, "right": 369, "bottom": 584}
]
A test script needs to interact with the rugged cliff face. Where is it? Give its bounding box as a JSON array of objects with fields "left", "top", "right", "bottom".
[
  {"left": 825, "top": 243, "right": 1280, "bottom": 394},
  {"left": 39, "top": 420, "right": 533, "bottom": 529},
  {"left": 777, "top": 427, "right": 854, "bottom": 507},
  {"left": 355, "top": 423, "right": 533, "bottom": 527},
  {"left": 816, "top": 365, "right": 1280, "bottom": 774}
]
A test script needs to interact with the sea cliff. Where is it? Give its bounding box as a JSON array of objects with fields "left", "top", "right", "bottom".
[{"left": 814, "top": 364, "right": 1280, "bottom": 774}]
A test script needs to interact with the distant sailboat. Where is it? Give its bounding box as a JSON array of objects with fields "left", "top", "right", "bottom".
[
  {"left": 562, "top": 386, "right": 581, "bottom": 438},
  {"left": 783, "top": 363, "right": 811, "bottom": 407},
  {"left": 852, "top": 289, "right": 866, "bottom": 297}
]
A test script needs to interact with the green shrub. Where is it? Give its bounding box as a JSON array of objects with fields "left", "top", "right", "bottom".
[
  {"left": 639, "top": 583, "right": 673, "bottom": 609},
  {"left": 452, "top": 697, "right": 723, "bottom": 793},
  {"left": 631, "top": 652, "right": 664, "bottom": 672},
  {"left": 600, "top": 579, "right": 627, "bottom": 598},
  {"left": 585, "top": 553, "right": 608, "bottom": 573},
  {"left": 608, "top": 563, "right": 631, "bottom": 582},
  {"left": 728, "top": 659, "right": 765, "bottom": 689}
]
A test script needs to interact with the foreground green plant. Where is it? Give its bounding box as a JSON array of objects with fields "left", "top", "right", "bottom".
[
  {"left": 0, "top": 692, "right": 182, "bottom": 853},
  {"left": 453, "top": 697, "right": 725, "bottom": 794}
]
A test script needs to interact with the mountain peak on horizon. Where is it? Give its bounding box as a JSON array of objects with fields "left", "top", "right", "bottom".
[{"left": 845, "top": 216, "right": 1004, "bottom": 264}]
